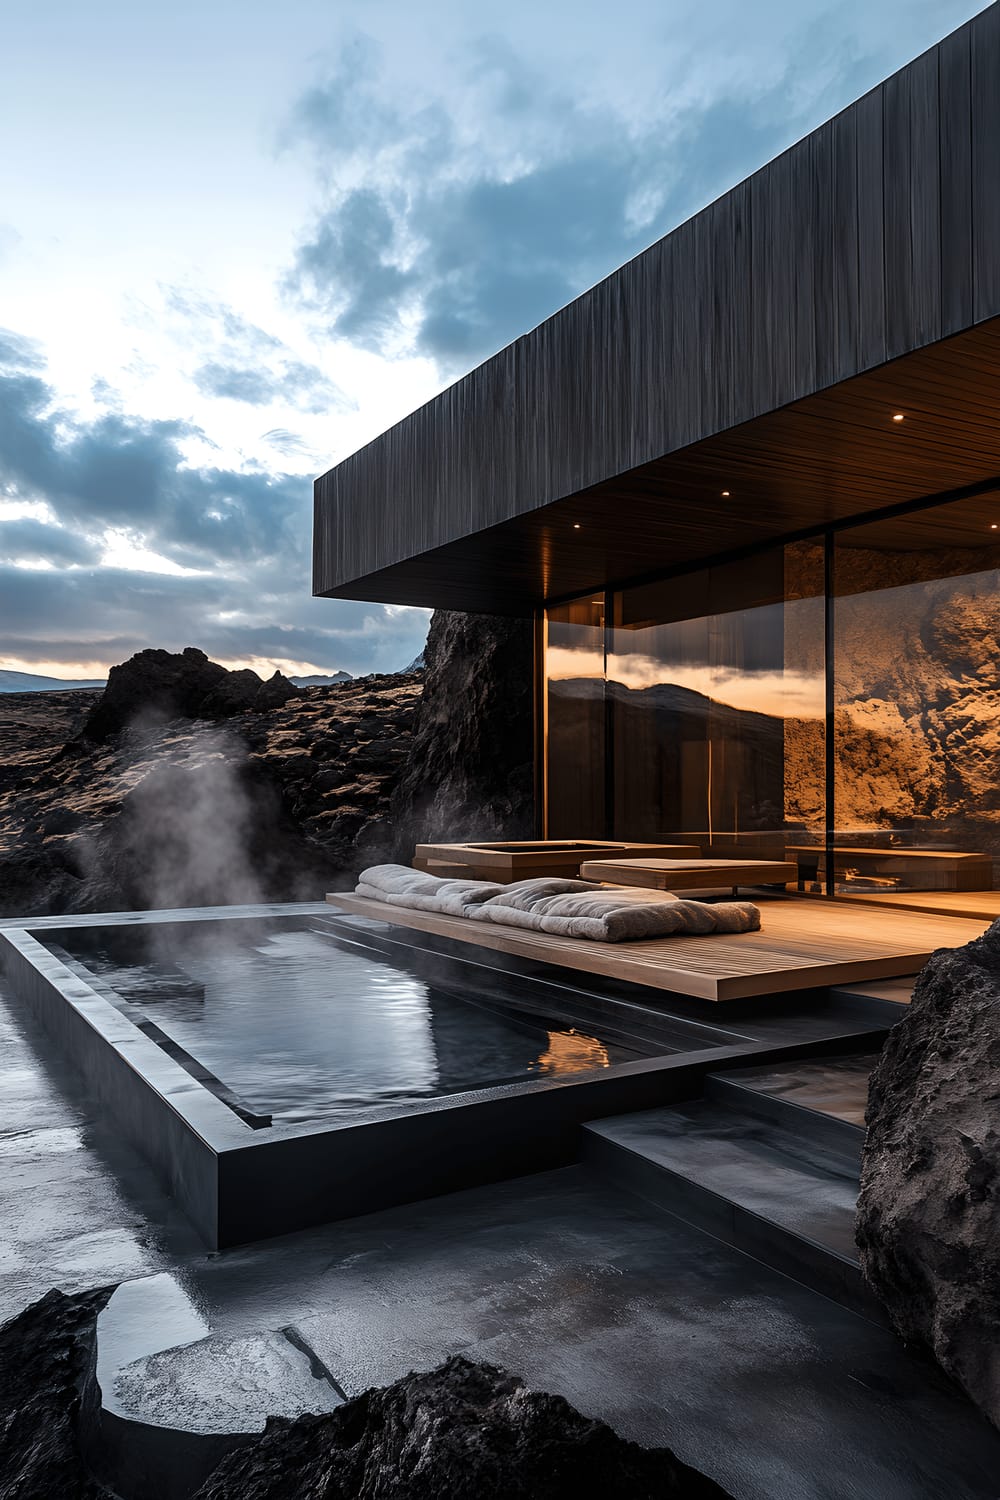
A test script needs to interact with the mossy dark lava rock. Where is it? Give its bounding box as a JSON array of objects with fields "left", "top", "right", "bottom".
[{"left": 857, "top": 918, "right": 1000, "bottom": 1425}]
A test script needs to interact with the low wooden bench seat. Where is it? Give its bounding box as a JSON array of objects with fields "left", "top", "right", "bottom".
[
  {"left": 413, "top": 840, "right": 700, "bottom": 883},
  {"left": 580, "top": 857, "right": 797, "bottom": 894}
]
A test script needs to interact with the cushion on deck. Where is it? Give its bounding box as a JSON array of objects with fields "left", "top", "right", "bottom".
[
  {"left": 474, "top": 883, "right": 760, "bottom": 940},
  {"left": 355, "top": 866, "right": 760, "bottom": 941},
  {"left": 356, "top": 863, "right": 505, "bottom": 916}
]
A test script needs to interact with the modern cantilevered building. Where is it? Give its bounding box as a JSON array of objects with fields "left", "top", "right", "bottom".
[{"left": 315, "top": 7, "right": 1000, "bottom": 917}]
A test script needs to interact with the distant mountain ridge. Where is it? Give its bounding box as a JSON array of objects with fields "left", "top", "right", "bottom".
[
  {"left": 288, "top": 672, "right": 353, "bottom": 687},
  {"left": 0, "top": 669, "right": 107, "bottom": 693},
  {"left": 0, "top": 668, "right": 357, "bottom": 693}
]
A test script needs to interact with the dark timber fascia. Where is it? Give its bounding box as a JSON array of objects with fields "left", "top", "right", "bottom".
[{"left": 314, "top": 7, "right": 1000, "bottom": 612}]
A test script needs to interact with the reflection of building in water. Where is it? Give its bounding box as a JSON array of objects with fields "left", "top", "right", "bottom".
[
  {"left": 427, "top": 984, "right": 616, "bottom": 1092},
  {"left": 536, "top": 1028, "right": 611, "bottom": 1077}
]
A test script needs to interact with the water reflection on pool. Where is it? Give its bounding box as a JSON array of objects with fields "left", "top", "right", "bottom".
[{"left": 56, "top": 925, "right": 640, "bottom": 1125}]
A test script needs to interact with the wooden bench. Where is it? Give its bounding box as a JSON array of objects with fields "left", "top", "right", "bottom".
[
  {"left": 413, "top": 840, "right": 700, "bottom": 883},
  {"left": 787, "top": 846, "right": 992, "bottom": 893},
  {"left": 580, "top": 857, "right": 797, "bottom": 894}
]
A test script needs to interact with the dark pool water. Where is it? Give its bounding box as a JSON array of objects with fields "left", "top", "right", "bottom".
[{"left": 55, "top": 925, "right": 642, "bottom": 1125}]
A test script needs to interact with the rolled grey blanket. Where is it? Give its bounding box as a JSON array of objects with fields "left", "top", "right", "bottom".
[
  {"left": 356, "top": 863, "right": 505, "bottom": 916},
  {"left": 356, "top": 865, "right": 760, "bottom": 941},
  {"left": 473, "top": 882, "right": 760, "bottom": 941}
]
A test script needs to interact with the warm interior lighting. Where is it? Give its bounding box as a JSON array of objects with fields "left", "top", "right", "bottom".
[
  {"left": 892, "top": 412, "right": 906, "bottom": 422},
  {"left": 536, "top": 1028, "right": 611, "bottom": 1076},
  {"left": 573, "top": 523, "right": 581, "bottom": 529},
  {"left": 721, "top": 490, "right": 731, "bottom": 497},
  {"left": 992, "top": 524, "right": 998, "bottom": 531}
]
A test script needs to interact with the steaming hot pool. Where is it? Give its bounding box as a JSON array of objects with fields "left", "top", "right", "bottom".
[{"left": 42, "top": 917, "right": 648, "bottom": 1126}]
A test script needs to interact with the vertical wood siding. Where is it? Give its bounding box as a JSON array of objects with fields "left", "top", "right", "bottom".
[{"left": 315, "top": 7, "right": 1000, "bottom": 598}]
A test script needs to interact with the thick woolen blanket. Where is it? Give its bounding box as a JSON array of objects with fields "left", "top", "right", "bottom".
[
  {"left": 356, "top": 863, "right": 505, "bottom": 915},
  {"left": 355, "top": 866, "right": 760, "bottom": 942},
  {"left": 474, "top": 882, "right": 760, "bottom": 941}
]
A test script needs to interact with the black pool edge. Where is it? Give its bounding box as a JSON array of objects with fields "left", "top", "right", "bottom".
[{"left": 0, "top": 904, "right": 900, "bottom": 1251}]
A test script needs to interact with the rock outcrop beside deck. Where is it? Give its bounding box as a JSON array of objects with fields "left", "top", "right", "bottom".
[
  {"left": 856, "top": 918, "right": 1000, "bottom": 1426},
  {"left": 384, "top": 608, "right": 534, "bottom": 851}
]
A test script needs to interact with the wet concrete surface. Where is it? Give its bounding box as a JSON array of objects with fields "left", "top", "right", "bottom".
[
  {"left": 586, "top": 1100, "right": 861, "bottom": 1260},
  {"left": 4, "top": 971, "right": 1000, "bottom": 1499},
  {"left": 709, "top": 1055, "right": 874, "bottom": 1130},
  {"left": 0, "top": 982, "right": 197, "bottom": 1319}
]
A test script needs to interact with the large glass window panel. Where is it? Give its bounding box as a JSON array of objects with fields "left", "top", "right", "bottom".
[
  {"left": 832, "top": 496, "right": 1000, "bottom": 898},
  {"left": 544, "top": 595, "right": 606, "bottom": 837},
  {"left": 608, "top": 544, "right": 825, "bottom": 874}
]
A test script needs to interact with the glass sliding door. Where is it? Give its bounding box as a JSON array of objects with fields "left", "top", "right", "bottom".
[
  {"left": 832, "top": 495, "right": 1000, "bottom": 900},
  {"left": 607, "top": 545, "right": 825, "bottom": 869},
  {"left": 544, "top": 594, "right": 607, "bottom": 838},
  {"left": 542, "top": 493, "right": 1000, "bottom": 904}
]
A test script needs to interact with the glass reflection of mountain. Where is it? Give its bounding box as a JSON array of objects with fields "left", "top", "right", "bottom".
[{"left": 549, "top": 675, "right": 798, "bottom": 837}]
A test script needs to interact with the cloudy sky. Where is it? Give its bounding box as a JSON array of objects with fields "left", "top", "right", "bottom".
[{"left": 0, "top": 0, "right": 982, "bottom": 680}]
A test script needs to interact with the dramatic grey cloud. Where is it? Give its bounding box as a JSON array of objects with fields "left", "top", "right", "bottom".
[
  {"left": 0, "top": 560, "right": 421, "bottom": 674},
  {"left": 260, "top": 427, "right": 318, "bottom": 459},
  {"left": 282, "top": 17, "right": 902, "bottom": 369},
  {"left": 0, "top": 0, "right": 980, "bottom": 677},
  {"left": 192, "top": 356, "right": 337, "bottom": 413},
  {"left": 0, "top": 517, "right": 101, "bottom": 567},
  {"left": 0, "top": 327, "right": 44, "bottom": 370},
  {"left": 0, "top": 331, "right": 302, "bottom": 569},
  {"left": 0, "top": 330, "right": 428, "bottom": 675},
  {"left": 165, "top": 288, "right": 352, "bottom": 415}
]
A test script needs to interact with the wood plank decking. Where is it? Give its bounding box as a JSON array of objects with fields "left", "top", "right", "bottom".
[{"left": 325, "top": 893, "right": 989, "bottom": 1002}]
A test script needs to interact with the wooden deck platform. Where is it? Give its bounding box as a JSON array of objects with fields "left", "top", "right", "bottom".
[{"left": 325, "top": 893, "right": 990, "bottom": 1002}]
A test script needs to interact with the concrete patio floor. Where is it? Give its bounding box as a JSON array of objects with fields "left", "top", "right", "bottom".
[{"left": 3, "top": 969, "right": 1000, "bottom": 1500}]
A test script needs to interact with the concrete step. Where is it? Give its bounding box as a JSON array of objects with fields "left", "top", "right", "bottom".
[
  {"left": 703, "top": 1053, "right": 874, "bottom": 1164},
  {"left": 582, "top": 1093, "right": 885, "bottom": 1323}
]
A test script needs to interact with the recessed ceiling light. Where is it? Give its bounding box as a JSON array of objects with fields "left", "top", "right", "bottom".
[
  {"left": 892, "top": 413, "right": 905, "bottom": 422},
  {"left": 573, "top": 523, "right": 581, "bottom": 529},
  {"left": 992, "top": 524, "right": 998, "bottom": 531},
  {"left": 721, "top": 490, "right": 731, "bottom": 498}
]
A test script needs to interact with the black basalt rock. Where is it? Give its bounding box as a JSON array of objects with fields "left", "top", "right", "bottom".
[
  {"left": 192, "top": 1354, "right": 732, "bottom": 1500},
  {"left": 0, "top": 1295, "right": 730, "bottom": 1500},
  {"left": 384, "top": 609, "right": 535, "bottom": 851},
  {"left": 856, "top": 917, "right": 1000, "bottom": 1425},
  {"left": 0, "top": 1286, "right": 116, "bottom": 1500},
  {"left": 79, "top": 648, "right": 303, "bottom": 743}
]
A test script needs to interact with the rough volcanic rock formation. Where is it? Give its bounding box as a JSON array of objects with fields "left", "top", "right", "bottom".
[
  {"left": 0, "top": 613, "right": 535, "bottom": 916},
  {"left": 0, "top": 1285, "right": 115, "bottom": 1500},
  {"left": 382, "top": 609, "right": 534, "bottom": 852},
  {"left": 856, "top": 919, "right": 1000, "bottom": 1425},
  {"left": 0, "top": 670, "right": 423, "bottom": 915},
  {"left": 1, "top": 1295, "right": 729, "bottom": 1500},
  {"left": 193, "top": 1354, "right": 731, "bottom": 1500},
  {"left": 80, "top": 647, "right": 302, "bottom": 742}
]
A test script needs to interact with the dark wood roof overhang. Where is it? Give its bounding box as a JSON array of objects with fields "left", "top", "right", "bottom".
[{"left": 313, "top": 6, "right": 1000, "bottom": 616}]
